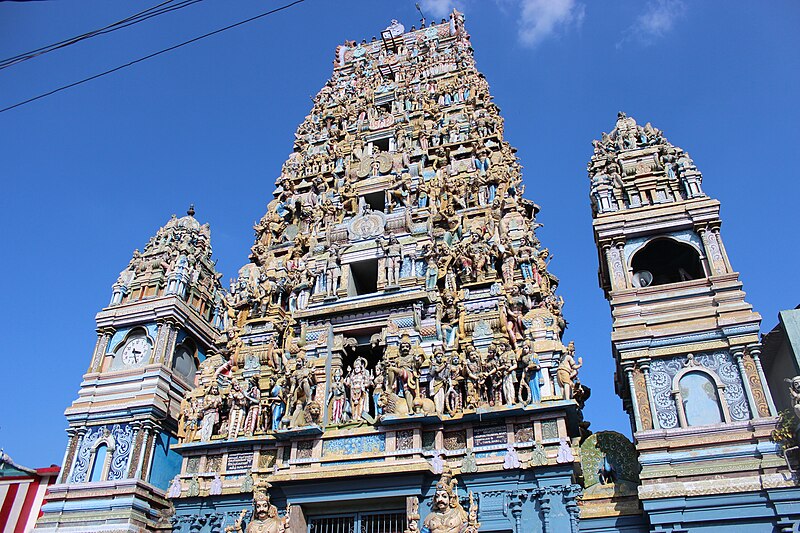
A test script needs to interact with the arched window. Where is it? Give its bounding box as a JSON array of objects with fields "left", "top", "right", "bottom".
[
  {"left": 172, "top": 341, "right": 198, "bottom": 384},
  {"left": 631, "top": 238, "right": 704, "bottom": 287},
  {"left": 679, "top": 371, "right": 724, "bottom": 426},
  {"left": 89, "top": 444, "right": 109, "bottom": 482}
]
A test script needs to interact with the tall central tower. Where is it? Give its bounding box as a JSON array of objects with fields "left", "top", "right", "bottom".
[{"left": 168, "top": 12, "right": 589, "bottom": 533}]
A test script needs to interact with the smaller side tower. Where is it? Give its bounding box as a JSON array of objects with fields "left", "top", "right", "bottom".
[
  {"left": 588, "top": 113, "right": 799, "bottom": 531},
  {"left": 35, "top": 207, "right": 225, "bottom": 533}
]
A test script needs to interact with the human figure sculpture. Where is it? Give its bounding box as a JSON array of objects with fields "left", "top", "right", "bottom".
[
  {"left": 385, "top": 334, "right": 422, "bottom": 412},
  {"left": 286, "top": 353, "right": 316, "bottom": 427},
  {"left": 226, "top": 490, "right": 290, "bottom": 533},
  {"left": 428, "top": 345, "right": 449, "bottom": 414},
  {"left": 380, "top": 235, "right": 403, "bottom": 287},
  {"left": 327, "top": 367, "right": 347, "bottom": 425},
  {"left": 227, "top": 380, "right": 248, "bottom": 440},
  {"left": 421, "top": 467, "right": 477, "bottom": 533},
  {"left": 243, "top": 379, "right": 262, "bottom": 436},
  {"left": 518, "top": 340, "right": 541, "bottom": 404},
  {"left": 345, "top": 356, "right": 373, "bottom": 422},
  {"left": 324, "top": 244, "right": 343, "bottom": 298},
  {"left": 199, "top": 384, "right": 222, "bottom": 442},
  {"left": 786, "top": 376, "right": 800, "bottom": 420},
  {"left": 557, "top": 342, "right": 583, "bottom": 400}
]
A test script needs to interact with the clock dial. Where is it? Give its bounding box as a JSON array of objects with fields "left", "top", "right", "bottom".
[{"left": 121, "top": 337, "right": 151, "bottom": 366}]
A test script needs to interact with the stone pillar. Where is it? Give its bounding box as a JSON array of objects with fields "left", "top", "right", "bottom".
[
  {"left": 698, "top": 225, "right": 726, "bottom": 275},
  {"left": 142, "top": 424, "right": 160, "bottom": 483},
  {"left": 749, "top": 344, "right": 777, "bottom": 416},
  {"left": 153, "top": 319, "right": 178, "bottom": 365},
  {"left": 623, "top": 364, "right": 643, "bottom": 432},
  {"left": 733, "top": 348, "right": 759, "bottom": 419},
  {"left": 126, "top": 422, "right": 142, "bottom": 478},
  {"left": 136, "top": 423, "right": 155, "bottom": 480},
  {"left": 536, "top": 488, "right": 552, "bottom": 533},
  {"left": 640, "top": 361, "right": 660, "bottom": 430},
  {"left": 564, "top": 485, "right": 581, "bottom": 533},
  {"left": 58, "top": 428, "right": 79, "bottom": 484},
  {"left": 509, "top": 490, "right": 524, "bottom": 533},
  {"left": 64, "top": 427, "right": 87, "bottom": 483},
  {"left": 89, "top": 327, "right": 115, "bottom": 372},
  {"left": 605, "top": 241, "right": 627, "bottom": 291},
  {"left": 712, "top": 228, "right": 734, "bottom": 273}
]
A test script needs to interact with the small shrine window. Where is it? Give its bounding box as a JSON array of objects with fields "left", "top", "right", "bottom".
[
  {"left": 89, "top": 444, "right": 109, "bottom": 482},
  {"left": 349, "top": 259, "right": 379, "bottom": 296},
  {"left": 679, "top": 371, "right": 724, "bottom": 426},
  {"left": 172, "top": 341, "right": 198, "bottom": 384},
  {"left": 362, "top": 191, "right": 386, "bottom": 212},
  {"left": 631, "top": 237, "right": 704, "bottom": 287}
]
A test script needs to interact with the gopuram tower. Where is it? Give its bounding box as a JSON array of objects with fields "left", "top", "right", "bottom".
[
  {"left": 35, "top": 208, "right": 226, "bottom": 532},
  {"left": 167, "top": 12, "right": 590, "bottom": 533},
  {"left": 587, "top": 113, "right": 800, "bottom": 531}
]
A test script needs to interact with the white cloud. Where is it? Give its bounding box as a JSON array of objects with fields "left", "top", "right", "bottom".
[
  {"left": 619, "top": 0, "right": 686, "bottom": 47},
  {"left": 417, "top": 0, "right": 585, "bottom": 48},
  {"left": 517, "top": 0, "right": 585, "bottom": 48},
  {"left": 418, "top": 0, "right": 463, "bottom": 20}
]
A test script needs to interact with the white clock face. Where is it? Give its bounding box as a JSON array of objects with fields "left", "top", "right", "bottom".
[{"left": 121, "top": 337, "right": 150, "bottom": 366}]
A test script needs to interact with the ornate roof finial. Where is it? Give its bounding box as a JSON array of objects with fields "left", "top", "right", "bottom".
[{"left": 187, "top": 204, "right": 196, "bottom": 217}]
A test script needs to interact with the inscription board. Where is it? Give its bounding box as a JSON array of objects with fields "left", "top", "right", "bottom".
[
  {"left": 473, "top": 425, "right": 507, "bottom": 447},
  {"left": 226, "top": 452, "right": 253, "bottom": 472}
]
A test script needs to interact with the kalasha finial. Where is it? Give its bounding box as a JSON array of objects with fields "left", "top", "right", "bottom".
[{"left": 187, "top": 204, "right": 196, "bottom": 217}]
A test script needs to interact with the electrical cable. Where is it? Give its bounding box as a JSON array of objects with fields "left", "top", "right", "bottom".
[
  {"left": 0, "top": 0, "right": 306, "bottom": 114},
  {"left": 0, "top": 0, "right": 204, "bottom": 70}
]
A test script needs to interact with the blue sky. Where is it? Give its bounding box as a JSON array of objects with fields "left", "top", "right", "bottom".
[{"left": 1, "top": 1, "right": 798, "bottom": 468}]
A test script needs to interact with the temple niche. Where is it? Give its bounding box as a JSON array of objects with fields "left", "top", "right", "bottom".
[{"left": 169, "top": 12, "right": 587, "bottom": 533}]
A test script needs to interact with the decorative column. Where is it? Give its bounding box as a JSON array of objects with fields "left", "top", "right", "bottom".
[
  {"left": 141, "top": 423, "right": 161, "bottom": 482},
  {"left": 153, "top": 319, "right": 178, "bottom": 365},
  {"left": 126, "top": 422, "right": 142, "bottom": 478},
  {"left": 605, "top": 242, "right": 627, "bottom": 291},
  {"left": 508, "top": 490, "right": 524, "bottom": 533},
  {"left": 733, "top": 348, "right": 759, "bottom": 419},
  {"left": 89, "top": 327, "right": 115, "bottom": 372},
  {"left": 65, "top": 427, "right": 87, "bottom": 483},
  {"left": 749, "top": 344, "right": 777, "bottom": 416},
  {"left": 640, "top": 360, "right": 660, "bottom": 430},
  {"left": 623, "top": 364, "right": 643, "bottom": 432},
  {"left": 135, "top": 423, "right": 155, "bottom": 480},
  {"left": 564, "top": 484, "right": 581, "bottom": 533},
  {"left": 712, "top": 227, "right": 734, "bottom": 273},
  {"left": 536, "top": 488, "right": 552, "bottom": 533},
  {"left": 59, "top": 428, "right": 80, "bottom": 483},
  {"left": 698, "top": 225, "right": 726, "bottom": 275}
]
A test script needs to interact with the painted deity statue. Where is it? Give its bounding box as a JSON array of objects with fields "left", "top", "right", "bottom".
[
  {"left": 226, "top": 491, "right": 290, "bottom": 533},
  {"left": 418, "top": 467, "right": 478, "bottom": 533},
  {"left": 557, "top": 341, "right": 583, "bottom": 400}
]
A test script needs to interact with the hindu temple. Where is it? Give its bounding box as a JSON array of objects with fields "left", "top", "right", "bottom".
[{"left": 32, "top": 10, "right": 800, "bottom": 533}]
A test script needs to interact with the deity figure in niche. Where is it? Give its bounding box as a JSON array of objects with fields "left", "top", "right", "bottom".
[
  {"left": 428, "top": 345, "right": 449, "bottom": 414},
  {"left": 327, "top": 367, "right": 347, "bottom": 425},
  {"left": 199, "top": 383, "right": 222, "bottom": 442},
  {"left": 380, "top": 235, "right": 404, "bottom": 286},
  {"left": 518, "top": 339, "right": 541, "bottom": 404},
  {"left": 227, "top": 380, "right": 248, "bottom": 440},
  {"left": 345, "top": 357, "right": 373, "bottom": 422}
]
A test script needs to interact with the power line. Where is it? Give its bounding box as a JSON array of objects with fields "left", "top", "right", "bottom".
[
  {"left": 0, "top": 0, "right": 204, "bottom": 71},
  {"left": 0, "top": 0, "right": 306, "bottom": 114}
]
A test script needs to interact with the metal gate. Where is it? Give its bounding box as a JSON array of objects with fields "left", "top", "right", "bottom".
[{"left": 308, "top": 511, "right": 406, "bottom": 533}]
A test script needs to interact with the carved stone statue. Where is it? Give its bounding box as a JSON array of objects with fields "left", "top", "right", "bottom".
[
  {"left": 226, "top": 490, "right": 290, "bottom": 533},
  {"left": 419, "top": 467, "right": 478, "bottom": 533},
  {"left": 557, "top": 341, "right": 583, "bottom": 400}
]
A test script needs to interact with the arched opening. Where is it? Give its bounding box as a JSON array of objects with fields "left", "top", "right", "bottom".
[
  {"left": 172, "top": 341, "right": 198, "bottom": 384},
  {"left": 679, "top": 371, "right": 724, "bottom": 426},
  {"left": 89, "top": 444, "right": 108, "bottom": 482},
  {"left": 631, "top": 238, "right": 704, "bottom": 287}
]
